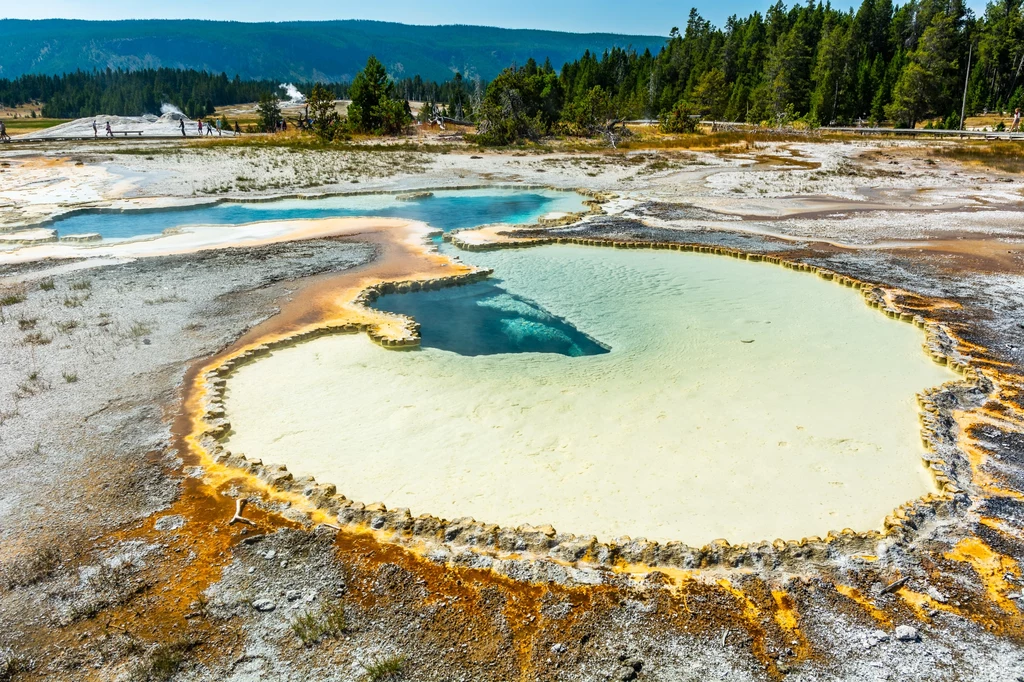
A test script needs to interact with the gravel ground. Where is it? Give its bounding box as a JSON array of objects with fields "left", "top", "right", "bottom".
[{"left": 0, "top": 138, "right": 1022, "bottom": 681}]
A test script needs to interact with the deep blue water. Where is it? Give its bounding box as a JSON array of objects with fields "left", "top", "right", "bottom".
[
  {"left": 49, "top": 190, "right": 581, "bottom": 240},
  {"left": 374, "top": 280, "right": 609, "bottom": 357}
]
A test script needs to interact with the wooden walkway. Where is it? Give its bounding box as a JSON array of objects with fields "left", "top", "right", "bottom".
[{"left": 826, "top": 126, "right": 1024, "bottom": 140}]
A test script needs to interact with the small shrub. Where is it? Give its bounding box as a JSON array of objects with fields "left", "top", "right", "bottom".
[
  {"left": 22, "top": 331, "right": 51, "bottom": 345},
  {"left": 360, "top": 654, "right": 406, "bottom": 682},
  {"left": 291, "top": 600, "right": 348, "bottom": 645},
  {"left": 660, "top": 101, "right": 701, "bottom": 134},
  {"left": 17, "top": 318, "right": 37, "bottom": 331},
  {"left": 62, "top": 371, "right": 78, "bottom": 383},
  {"left": 63, "top": 296, "right": 84, "bottom": 308},
  {"left": 56, "top": 320, "right": 80, "bottom": 333},
  {"left": 38, "top": 278, "right": 55, "bottom": 291},
  {"left": 69, "top": 280, "right": 92, "bottom": 291}
]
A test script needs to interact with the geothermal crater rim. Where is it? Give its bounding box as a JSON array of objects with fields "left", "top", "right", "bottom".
[{"left": 187, "top": 223, "right": 990, "bottom": 572}]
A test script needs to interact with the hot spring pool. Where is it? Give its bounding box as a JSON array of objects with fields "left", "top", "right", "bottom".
[
  {"left": 48, "top": 189, "right": 585, "bottom": 241},
  {"left": 221, "top": 244, "right": 956, "bottom": 545}
]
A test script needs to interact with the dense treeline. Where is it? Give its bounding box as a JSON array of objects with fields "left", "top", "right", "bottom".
[
  {"left": 7, "top": 0, "right": 1024, "bottom": 138},
  {"left": 369, "top": 0, "right": 1024, "bottom": 141},
  {"left": 0, "top": 68, "right": 289, "bottom": 119},
  {"left": 496, "top": 0, "right": 1024, "bottom": 132}
]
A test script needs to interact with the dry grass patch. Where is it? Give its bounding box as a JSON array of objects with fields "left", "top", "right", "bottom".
[{"left": 933, "top": 141, "right": 1024, "bottom": 173}]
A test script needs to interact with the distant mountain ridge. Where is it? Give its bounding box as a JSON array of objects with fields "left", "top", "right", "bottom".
[{"left": 0, "top": 19, "right": 666, "bottom": 83}]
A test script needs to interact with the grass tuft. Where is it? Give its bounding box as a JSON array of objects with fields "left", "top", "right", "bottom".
[
  {"left": 69, "top": 279, "right": 92, "bottom": 291},
  {"left": 38, "top": 278, "right": 55, "bottom": 291},
  {"left": 22, "top": 331, "right": 51, "bottom": 345},
  {"left": 128, "top": 637, "right": 196, "bottom": 682},
  {"left": 290, "top": 600, "right": 348, "bottom": 646},
  {"left": 62, "top": 371, "right": 78, "bottom": 383},
  {"left": 0, "top": 287, "right": 26, "bottom": 307},
  {"left": 56, "top": 320, "right": 80, "bottom": 333},
  {"left": 360, "top": 654, "right": 406, "bottom": 682},
  {"left": 143, "top": 294, "right": 186, "bottom": 305},
  {"left": 129, "top": 321, "right": 153, "bottom": 338}
]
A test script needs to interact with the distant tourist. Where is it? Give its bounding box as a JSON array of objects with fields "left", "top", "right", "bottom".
[
  {"left": 216, "top": 118, "right": 222, "bottom": 136},
  {"left": 92, "top": 120, "right": 98, "bottom": 138},
  {"left": 234, "top": 121, "right": 240, "bottom": 134},
  {"left": 179, "top": 119, "right": 186, "bottom": 137},
  {"left": 1012, "top": 108, "right": 1021, "bottom": 133},
  {"left": 0, "top": 120, "right": 8, "bottom": 142},
  {"left": 206, "top": 120, "right": 214, "bottom": 136},
  {"left": 105, "top": 121, "right": 113, "bottom": 138},
  {"left": 198, "top": 120, "right": 203, "bottom": 135}
]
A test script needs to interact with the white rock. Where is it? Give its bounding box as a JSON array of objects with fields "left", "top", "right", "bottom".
[
  {"left": 154, "top": 515, "right": 185, "bottom": 531},
  {"left": 895, "top": 625, "right": 920, "bottom": 642}
]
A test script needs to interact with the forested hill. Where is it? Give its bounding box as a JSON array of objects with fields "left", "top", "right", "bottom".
[{"left": 0, "top": 19, "right": 664, "bottom": 84}]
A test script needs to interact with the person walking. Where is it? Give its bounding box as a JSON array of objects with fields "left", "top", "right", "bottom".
[
  {"left": 198, "top": 119, "right": 203, "bottom": 136},
  {"left": 216, "top": 118, "right": 222, "bottom": 136},
  {"left": 179, "top": 118, "right": 186, "bottom": 137},
  {"left": 1012, "top": 108, "right": 1021, "bottom": 133},
  {"left": 92, "top": 120, "right": 98, "bottom": 138},
  {"left": 0, "top": 119, "right": 9, "bottom": 143},
  {"left": 206, "top": 119, "right": 214, "bottom": 136},
  {"left": 105, "top": 121, "right": 113, "bottom": 138}
]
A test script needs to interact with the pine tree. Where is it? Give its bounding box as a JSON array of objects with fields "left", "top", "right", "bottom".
[{"left": 886, "top": 13, "right": 958, "bottom": 127}]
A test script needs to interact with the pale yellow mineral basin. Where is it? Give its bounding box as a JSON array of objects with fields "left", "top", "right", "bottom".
[{"left": 222, "top": 245, "right": 957, "bottom": 545}]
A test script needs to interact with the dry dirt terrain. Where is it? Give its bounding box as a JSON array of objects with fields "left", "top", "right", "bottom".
[{"left": 0, "top": 133, "right": 1022, "bottom": 681}]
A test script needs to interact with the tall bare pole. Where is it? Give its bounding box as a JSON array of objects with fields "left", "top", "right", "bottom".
[{"left": 960, "top": 42, "right": 974, "bottom": 130}]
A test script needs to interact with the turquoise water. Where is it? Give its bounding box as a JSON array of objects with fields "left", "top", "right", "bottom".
[
  {"left": 224, "top": 245, "right": 956, "bottom": 544},
  {"left": 49, "top": 189, "right": 584, "bottom": 240},
  {"left": 374, "top": 279, "right": 609, "bottom": 357}
]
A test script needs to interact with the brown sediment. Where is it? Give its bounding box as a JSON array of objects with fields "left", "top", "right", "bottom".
[
  {"left": 835, "top": 585, "right": 893, "bottom": 626},
  {"left": 945, "top": 537, "right": 1022, "bottom": 613}
]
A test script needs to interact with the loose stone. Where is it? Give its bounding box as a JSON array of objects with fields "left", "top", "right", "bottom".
[
  {"left": 894, "top": 625, "right": 920, "bottom": 642},
  {"left": 252, "top": 598, "right": 276, "bottom": 612}
]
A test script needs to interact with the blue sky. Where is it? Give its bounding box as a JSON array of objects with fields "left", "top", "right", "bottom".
[{"left": 6, "top": 0, "right": 991, "bottom": 35}]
